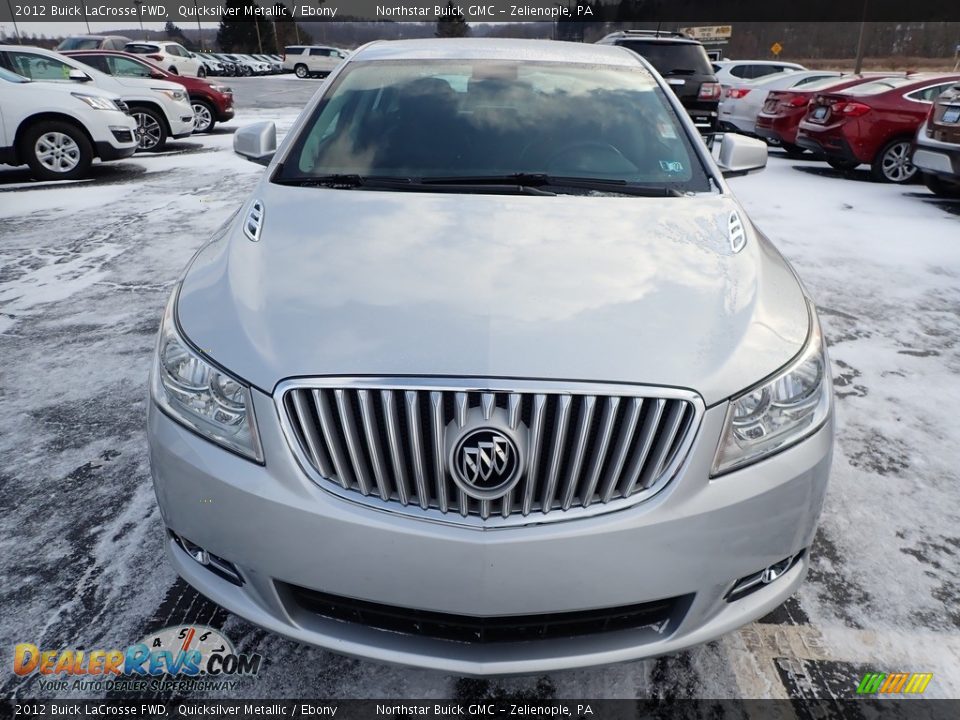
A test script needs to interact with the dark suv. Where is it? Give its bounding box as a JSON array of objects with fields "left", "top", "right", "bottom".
[{"left": 596, "top": 30, "right": 721, "bottom": 133}]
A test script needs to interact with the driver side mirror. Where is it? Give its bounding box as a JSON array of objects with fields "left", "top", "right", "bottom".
[
  {"left": 716, "top": 133, "right": 767, "bottom": 177},
  {"left": 68, "top": 68, "right": 92, "bottom": 82},
  {"left": 234, "top": 121, "right": 277, "bottom": 166}
]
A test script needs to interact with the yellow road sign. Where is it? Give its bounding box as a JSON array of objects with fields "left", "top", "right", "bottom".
[{"left": 771, "top": 42, "right": 783, "bottom": 56}]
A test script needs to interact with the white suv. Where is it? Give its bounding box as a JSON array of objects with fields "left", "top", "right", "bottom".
[
  {"left": 0, "top": 45, "right": 195, "bottom": 151},
  {"left": 0, "top": 67, "right": 137, "bottom": 180},
  {"left": 282, "top": 45, "right": 349, "bottom": 78},
  {"left": 124, "top": 41, "right": 205, "bottom": 77}
]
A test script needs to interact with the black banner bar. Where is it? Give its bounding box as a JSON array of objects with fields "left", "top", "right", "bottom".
[
  {"left": 4, "top": 700, "right": 960, "bottom": 720},
  {"left": 3, "top": 0, "right": 960, "bottom": 23}
]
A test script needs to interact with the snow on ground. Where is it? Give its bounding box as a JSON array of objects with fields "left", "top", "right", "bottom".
[{"left": 1, "top": 91, "right": 959, "bottom": 700}]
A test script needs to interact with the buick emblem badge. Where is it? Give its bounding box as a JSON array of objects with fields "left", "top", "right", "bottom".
[{"left": 450, "top": 428, "right": 522, "bottom": 500}]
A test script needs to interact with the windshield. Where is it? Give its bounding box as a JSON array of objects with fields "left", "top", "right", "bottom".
[
  {"left": 0, "top": 67, "right": 29, "bottom": 83},
  {"left": 57, "top": 37, "right": 102, "bottom": 50},
  {"left": 279, "top": 60, "right": 710, "bottom": 193},
  {"left": 615, "top": 42, "right": 713, "bottom": 76}
]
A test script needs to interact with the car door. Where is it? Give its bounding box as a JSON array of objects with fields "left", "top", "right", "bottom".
[
  {"left": 172, "top": 44, "right": 200, "bottom": 76},
  {"left": 308, "top": 48, "right": 335, "bottom": 73}
]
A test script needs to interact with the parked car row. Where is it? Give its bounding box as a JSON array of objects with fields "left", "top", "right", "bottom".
[
  {"left": 713, "top": 63, "right": 960, "bottom": 192},
  {"left": 0, "top": 43, "right": 238, "bottom": 180},
  {"left": 204, "top": 52, "right": 285, "bottom": 76}
]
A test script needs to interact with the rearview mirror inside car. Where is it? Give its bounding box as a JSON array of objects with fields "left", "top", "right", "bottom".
[
  {"left": 234, "top": 122, "right": 277, "bottom": 166},
  {"left": 67, "top": 69, "right": 91, "bottom": 82},
  {"left": 717, "top": 133, "right": 768, "bottom": 178}
]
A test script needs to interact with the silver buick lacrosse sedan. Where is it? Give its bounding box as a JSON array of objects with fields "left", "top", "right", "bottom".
[{"left": 148, "top": 38, "right": 833, "bottom": 674}]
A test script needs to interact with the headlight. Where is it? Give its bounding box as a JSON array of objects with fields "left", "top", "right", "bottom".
[
  {"left": 151, "top": 287, "right": 263, "bottom": 462},
  {"left": 153, "top": 88, "right": 188, "bottom": 103},
  {"left": 712, "top": 302, "right": 831, "bottom": 476},
  {"left": 73, "top": 93, "right": 119, "bottom": 111}
]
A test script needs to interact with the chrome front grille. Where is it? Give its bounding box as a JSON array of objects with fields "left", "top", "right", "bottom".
[{"left": 278, "top": 379, "right": 702, "bottom": 527}]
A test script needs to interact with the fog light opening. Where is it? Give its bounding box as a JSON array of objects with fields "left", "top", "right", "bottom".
[
  {"left": 725, "top": 549, "right": 805, "bottom": 603},
  {"left": 168, "top": 529, "right": 245, "bottom": 586}
]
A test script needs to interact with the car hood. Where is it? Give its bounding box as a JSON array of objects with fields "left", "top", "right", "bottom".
[
  {"left": 177, "top": 186, "right": 809, "bottom": 405},
  {"left": 111, "top": 75, "right": 183, "bottom": 92}
]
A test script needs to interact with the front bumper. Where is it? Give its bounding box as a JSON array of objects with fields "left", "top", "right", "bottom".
[{"left": 148, "top": 390, "right": 832, "bottom": 675}]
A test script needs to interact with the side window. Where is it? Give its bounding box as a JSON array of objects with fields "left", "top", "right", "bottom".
[
  {"left": 7, "top": 52, "right": 73, "bottom": 81},
  {"left": 751, "top": 66, "right": 779, "bottom": 79},
  {"left": 793, "top": 75, "right": 827, "bottom": 87},
  {"left": 729, "top": 65, "right": 749, "bottom": 78},
  {"left": 908, "top": 84, "right": 950, "bottom": 102},
  {"left": 107, "top": 56, "right": 151, "bottom": 77},
  {"left": 309, "top": 48, "right": 330, "bottom": 56},
  {"left": 166, "top": 45, "right": 182, "bottom": 57},
  {"left": 71, "top": 55, "right": 108, "bottom": 73}
]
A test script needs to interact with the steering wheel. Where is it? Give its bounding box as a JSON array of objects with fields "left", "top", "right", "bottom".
[{"left": 542, "top": 140, "right": 637, "bottom": 173}]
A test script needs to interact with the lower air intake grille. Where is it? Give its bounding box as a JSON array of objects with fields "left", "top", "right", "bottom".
[
  {"left": 278, "top": 379, "right": 702, "bottom": 526},
  {"left": 286, "top": 584, "right": 688, "bottom": 644}
]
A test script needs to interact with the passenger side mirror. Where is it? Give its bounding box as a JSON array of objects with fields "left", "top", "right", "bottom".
[
  {"left": 716, "top": 133, "right": 767, "bottom": 177},
  {"left": 68, "top": 68, "right": 92, "bottom": 82},
  {"left": 234, "top": 121, "right": 277, "bottom": 166}
]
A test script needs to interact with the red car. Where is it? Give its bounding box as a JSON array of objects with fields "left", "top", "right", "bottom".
[
  {"left": 755, "top": 74, "right": 900, "bottom": 157},
  {"left": 63, "top": 50, "right": 234, "bottom": 133},
  {"left": 795, "top": 73, "right": 960, "bottom": 183}
]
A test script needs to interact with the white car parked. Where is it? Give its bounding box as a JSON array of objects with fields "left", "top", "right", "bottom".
[
  {"left": 720, "top": 70, "right": 843, "bottom": 135},
  {"left": 0, "top": 67, "right": 137, "bottom": 180},
  {"left": 124, "top": 41, "right": 205, "bottom": 77},
  {"left": 282, "top": 45, "right": 349, "bottom": 78},
  {"left": 713, "top": 60, "right": 806, "bottom": 88},
  {"left": 0, "top": 45, "right": 195, "bottom": 151}
]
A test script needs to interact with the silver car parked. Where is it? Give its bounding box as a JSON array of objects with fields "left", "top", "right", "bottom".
[{"left": 148, "top": 38, "right": 833, "bottom": 675}]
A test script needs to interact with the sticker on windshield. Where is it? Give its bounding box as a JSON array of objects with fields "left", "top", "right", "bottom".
[
  {"left": 657, "top": 121, "right": 678, "bottom": 139},
  {"left": 659, "top": 160, "right": 684, "bottom": 173}
]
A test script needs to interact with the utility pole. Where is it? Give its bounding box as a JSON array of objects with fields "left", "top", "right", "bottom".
[
  {"left": 79, "top": 0, "right": 91, "bottom": 32},
  {"left": 5, "top": 0, "right": 21, "bottom": 42},
  {"left": 854, "top": 0, "right": 869, "bottom": 73},
  {"left": 193, "top": 0, "right": 205, "bottom": 51},
  {"left": 133, "top": 0, "right": 145, "bottom": 38}
]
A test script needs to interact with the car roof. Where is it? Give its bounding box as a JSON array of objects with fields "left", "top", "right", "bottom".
[
  {"left": 351, "top": 38, "right": 644, "bottom": 68},
  {"left": 715, "top": 60, "right": 804, "bottom": 67}
]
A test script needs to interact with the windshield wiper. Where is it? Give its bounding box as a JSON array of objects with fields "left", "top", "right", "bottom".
[
  {"left": 274, "top": 173, "right": 555, "bottom": 195},
  {"left": 422, "top": 174, "right": 685, "bottom": 197},
  {"left": 273, "top": 174, "right": 414, "bottom": 189}
]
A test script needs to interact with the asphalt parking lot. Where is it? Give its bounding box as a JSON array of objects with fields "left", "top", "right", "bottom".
[{"left": 2, "top": 75, "right": 959, "bottom": 700}]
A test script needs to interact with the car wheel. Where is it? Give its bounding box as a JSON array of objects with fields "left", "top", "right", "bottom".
[
  {"left": 922, "top": 173, "right": 960, "bottom": 198},
  {"left": 243, "top": 66, "right": 253, "bottom": 77},
  {"left": 197, "top": 66, "right": 206, "bottom": 78},
  {"left": 782, "top": 142, "right": 806, "bottom": 159},
  {"left": 20, "top": 120, "right": 93, "bottom": 181},
  {"left": 871, "top": 138, "right": 917, "bottom": 184},
  {"left": 827, "top": 158, "right": 859, "bottom": 172},
  {"left": 191, "top": 99, "right": 216, "bottom": 134},
  {"left": 295, "top": 64, "right": 308, "bottom": 79},
  {"left": 168, "top": 66, "right": 179, "bottom": 75},
  {"left": 130, "top": 106, "right": 168, "bottom": 152}
]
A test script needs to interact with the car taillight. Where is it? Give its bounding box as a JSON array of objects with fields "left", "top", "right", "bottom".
[
  {"left": 839, "top": 101, "right": 871, "bottom": 117},
  {"left": 725, "top": 87, "right": 750, "bottom": 99},
  {"left": 147, "top": 54, "right": 164, "bottom": 61},
  {"left": 787, "top": 96, "right": 808, "bottom": 107},
  {"left": 699, "top": 82, "right": 721, "bottom": 100}
]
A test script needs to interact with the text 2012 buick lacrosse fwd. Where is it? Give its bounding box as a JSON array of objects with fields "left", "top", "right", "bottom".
[{"left": 148, "top": 39, "right": 833, "bottom": 674}]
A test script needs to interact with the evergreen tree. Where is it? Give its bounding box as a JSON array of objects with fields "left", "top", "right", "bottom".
[{"left": 435, "top": 2, "right": 470, "bottom": 38}]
